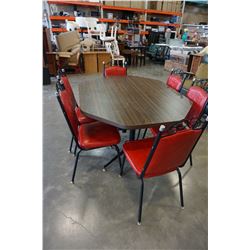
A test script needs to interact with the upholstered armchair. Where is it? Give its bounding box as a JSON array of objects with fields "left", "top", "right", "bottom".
[{"left": 55, "top": 30, "right": 85, "bottom": 69}]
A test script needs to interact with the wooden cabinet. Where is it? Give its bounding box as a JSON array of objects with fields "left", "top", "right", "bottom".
[
  {"left": 83, "top": 51, "right": 111, "bottom": 74},
  {"left": 187, "top": 54, "right": 203, "bottom": 74}
]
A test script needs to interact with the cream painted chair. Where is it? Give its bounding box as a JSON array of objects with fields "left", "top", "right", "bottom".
[
  {"left": 100, "top": 24, "right": 117, "bottom": 45},
  {"left": 105, "top": 40, "right": 125, "bottom": 66}
]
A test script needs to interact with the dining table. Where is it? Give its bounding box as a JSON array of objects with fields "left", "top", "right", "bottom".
[{"left": 78, "top": 75, "right": 192, "bottom": 140}]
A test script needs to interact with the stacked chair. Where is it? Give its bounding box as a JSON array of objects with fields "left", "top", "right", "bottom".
[{"left": 56, "top": 71, "right": 122, "bottom": 184}]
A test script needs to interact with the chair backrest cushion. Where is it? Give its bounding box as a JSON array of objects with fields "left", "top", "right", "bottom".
[
  {"left": 145, "top": 129, "right": 202, "bottom": 178},
  {"left": 167, "top": 74, "right": 183, "bottom": 92},
  {"left": 186, "top": 86, "right": 208, "bottom": 127},
  {"left": 58, "top": 89, "right": 78, "bottom": 138},
  {"left": 105, "top": 66, "right": 127, "bottom": 77},
  {"left": 61, "top": 76, "right": 76, "bottom": 103}
]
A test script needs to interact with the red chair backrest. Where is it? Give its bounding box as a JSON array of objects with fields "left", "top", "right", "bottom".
[
  {"left": 166, "top": 74, "right": 183, "bottom": 92},
  {"left": 58, "top": 89, "right": 79, "bottom": 139},
  {"left": 186, "top": 86, "right": 208, "bottom": 127},
  {"left": 145, "top": 129, "right": 203, "bottom": 178},
  {"left": 61, "top": 76, "right": 77, "bottom": 105},
  {"left": 105, "top": 66, "right": 127, "bottom": 77}
]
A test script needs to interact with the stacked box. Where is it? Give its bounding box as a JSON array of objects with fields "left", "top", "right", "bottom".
[
  {"left": 104, "top": 1, "right": 114, "bottom": 6},
  {"left": 131, "top": 1, "right": 144, "bottom": 9},
  {"left": 164, "top": 60, "right": 187, "bottom": 72},
  {"left": 171, "top": 1, "right": 177, "bottom": 12},
  {"left": 175, "top": 1, "right": 182, "bottom": 13},
  {"left": 148, "top": 1, "right": 157, "bottom": 10},
  {"left": 114, "top": 1, "right": 131, "bottom": 7},
  {"left": 156, "top": 0, "right": 163, "bottom": 10},
  {"left": 162, "top": 1, "right": 174, "bottom": 12}
]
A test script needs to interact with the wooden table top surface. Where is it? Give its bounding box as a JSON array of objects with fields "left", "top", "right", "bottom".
[{"left": 78, "top": 76, "right": 192, "bottom": 129}]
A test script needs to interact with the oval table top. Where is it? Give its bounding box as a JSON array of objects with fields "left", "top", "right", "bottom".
[{"left": 78, "top": 75, "right": 192, "bottom": 130}]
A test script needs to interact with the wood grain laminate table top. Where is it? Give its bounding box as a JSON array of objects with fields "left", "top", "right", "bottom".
[{"left": 78, "top": 76, "right": 192, "bottom": 129}]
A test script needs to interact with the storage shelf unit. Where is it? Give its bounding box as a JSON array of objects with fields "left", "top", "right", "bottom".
[{"left": 47, "top": 1, "right": 184, "bottom": 35}]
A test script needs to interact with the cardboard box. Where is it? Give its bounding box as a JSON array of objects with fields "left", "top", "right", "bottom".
[
  {"left": 104, "top": 1, "right": 114, "bottom": 6},
  {"left": 156, "top": 0, "right": 163, "bottom": 10},
  {"left": 131, "top": 1, "right": 144, "bottom": 9},
  {"left": 164, "top": 60, "right": 187, "bottom": 72},
  {"left": 175, "top": 1, "right": 182, "bottom": 13},
  {"left": 115, "top": 1, "right": 131, "bottom": 7},
  {"left": 148, "top": 1, "right": 157, "bottom": 10}
]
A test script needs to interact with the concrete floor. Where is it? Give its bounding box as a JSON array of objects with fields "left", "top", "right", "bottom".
[{"left": 43, "top": 62, "right": 208, "bottom": 250}]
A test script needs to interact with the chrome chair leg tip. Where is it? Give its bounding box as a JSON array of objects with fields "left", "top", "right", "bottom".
[
  {"left": 181, "top": 206, "right": 184, "bottom": 209},
  {"left": 137, "top": 222, "right": 141, "bottom": 226},
  {"left": 118, "top": 174, "right": 122, "bottom": 178},
  {"left": 102, "top": 168, "right": 106, "bottom": 172},
  {"left": 70, "top": 181, "right": 74, "bottom": 184}
]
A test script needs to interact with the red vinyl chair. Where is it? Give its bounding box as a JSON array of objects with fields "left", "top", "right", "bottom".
[
  {"left": 56, "top": 72, "right": 96, "bottom": 155},
  {"left": 150, "top": 86, "right": 208, "bottom": 137},
  {"left": 149, "top": 86, "right": 208, "bottom": 166},
  {"left": 56, "top": 88, "right": 122, "bottom": 183},
  {"left": 103, "top": 61, "right": 127, "bottom": 77},
  {"left": 166, "top": 68, "right": 194, "bottom": 92},
  {"left": 122, "top": 118, "right": 207, "bottom": 224},
  {"left": 167, "top": 74, "right": 184, "bottom": 92}
]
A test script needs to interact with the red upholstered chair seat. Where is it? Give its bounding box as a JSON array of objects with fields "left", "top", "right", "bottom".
[
  {"left": 167, "top": 74, "right": 183, "bottom": 92},
  {"left": 78, "top": 121, "right": 121, "bottom": 150},
  {"left": 123, "top": 128, "right": 202, "bottom": 178},
  {"left": 105, "top": 66, "right": 127, "bottom": 77}
]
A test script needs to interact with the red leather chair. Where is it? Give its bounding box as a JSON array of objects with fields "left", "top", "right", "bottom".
[
  {"left": 103, "top": 61, "right": 127, "bottom": 77},
  {"left": 167, "top": 74, "right": 183, "bottom": 92},
  {"left": 56, "top": 88, "right": 122, "bottom": 183},
  {"left": 57, "top": 73, "right": 96, "bottom": 154},
  {"left": 149, "top": 86, "right": 208, "bottom": 166},
  {"left": 60, "top": 75, "right": 96, "bottom": 124},
  {"left": 166, "top": 69, "right": 194, "bottom": 92},
  {"left": 122, "top": 119, "right": 207, "bottom": 224}
]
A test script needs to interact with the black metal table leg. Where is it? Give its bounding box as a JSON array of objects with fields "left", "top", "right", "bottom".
[{"left": 129, "top": 129, "right": 136, "bottom": 141}]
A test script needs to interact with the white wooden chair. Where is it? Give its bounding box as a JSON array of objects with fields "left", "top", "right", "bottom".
[
  {"left": 105, "top": 40, "right": 125, "bottom": 66},
  {"left": 100, "top": 24, "right": 117, "bottom": 45}
]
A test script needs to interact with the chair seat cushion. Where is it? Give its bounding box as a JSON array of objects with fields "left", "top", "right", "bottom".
[
  {"left": 75, "top": 107, "right": 96, "bottom": 124},
  {"left": 123, "top": 138, "right": 155, "bottom": 178},
  {"left": 78, "top": 121, "right": 121, "bottom": 149}
]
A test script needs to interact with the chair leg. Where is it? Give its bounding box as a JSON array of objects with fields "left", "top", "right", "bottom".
[
  {"left": 189, "top": 154, "right": 193, "bottom": 166},
  {"left": 137, "top": 178, "right": 144, "bottom": 225},
  {"left": 102, "top": 149, "right": 124, "bottom": 172},
  {"left": 176, "top": 168, "right": 184, "bottom": 208},
  {"left": 121, "top": 154, "right": 126, "bottom": 176},
  {"left": 142, "top": 128, "right": 148, "bottom": 139},
  {"left": 68, "top": 136, "right": 74, "bottom": 153},
  {"left": 71, "top": 149, "right": 82, "bottom": 184},
  {"left": 74, "top": 144, "right": 78, "bottom": 156},
  {"left": 136, "top": 129, "right": 141, "bottom": 140},
  {"left": 113, "top": 145, "right": 122, "bottom": 176}
]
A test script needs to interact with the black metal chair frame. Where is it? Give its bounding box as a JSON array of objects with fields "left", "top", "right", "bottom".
[
  {"left": 56, "top": 90, "right": 123, "bottom": 183},
  {"left": 56, "top": 71, "right": 80, "bottom": 156},
  {"left": 121, "top": 116, "right": 208, "bottom": 225}
]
